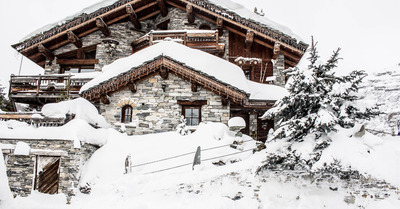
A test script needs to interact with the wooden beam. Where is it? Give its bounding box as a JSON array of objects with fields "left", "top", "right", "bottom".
[
  {"left": 159, "top": 67, "right": 168, "bottom": 79},
  {"left": 186, "top": 4, "right": 195, "bottom": 24},
  {"left": 128, "top": 82, "right": 137, "bottom": 93},
  {"left": 38, "top": 44, "right": 55, "bottom": 61},
  {"left": 126, "top": 4, "right": 142, "bottom": 29},
  {"left": 221, "top": 97, "right": 229, "bottom": 106},
  {"left": 245, "top": 30, "right": 254, "bottom": 56},
  {"left": 67, "top": 31, "right": 82, "bottom": 48},
  {"left": 157, "top": 0, "right": 168, "bottom": 17},
  {"left": 96, "top": 17, "right": 111, "bottom": 37},
  {"left": 139, "top": 10, "right": 161, "bottom": 21},
  {"left": 76, "top": 48, "right": 86, "bottom": 59},
  {"left": 273, "top": 42, "right": 281, "bottom": 59},
  {"left": 216, "top": 17, "right": 223, "bottom": 36},
  {"left": 56, "top": 59, "right": 99, "bottom": 65},
  {"left": 100, "top": 95, "right": 110, "bottom": 104},
  {"left": 191, "top": 82, "right": 197, "bottom": 92}
]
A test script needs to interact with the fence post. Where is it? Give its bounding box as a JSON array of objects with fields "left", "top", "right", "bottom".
[
  {"left": 192, "top": 146, "right": 201, "bottom": 170},
  {"left": 125, "top": 154, "right": 132, "bottom": 174}
]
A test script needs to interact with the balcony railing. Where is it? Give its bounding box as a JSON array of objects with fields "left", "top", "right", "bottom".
[
  {"left": 131, "top": 30, "right": 225, "bottom": 54},
  {"left": 9, "top": 74, "right": 93, "bottom": 106}
]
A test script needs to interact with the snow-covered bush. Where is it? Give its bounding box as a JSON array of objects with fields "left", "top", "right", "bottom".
[
  {"left": 176, "top": 115, "right": 190, "bottom": 136},
  {"left": 262, "top": 38, "right": 379, "bottom": 143}
]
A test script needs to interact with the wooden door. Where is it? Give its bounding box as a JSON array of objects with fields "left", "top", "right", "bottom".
[{"left": 34, "top": 156, "right": 60, "bottom": 194}]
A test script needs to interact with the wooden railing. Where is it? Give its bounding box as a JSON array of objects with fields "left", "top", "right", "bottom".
[
  {"left": 131, "top": 30, "right": 225, "bottom": 53},
  {"left": 9, "top": 74, "right": 93, "bottom": 105},
  {"left": 0, "top": 112, "right": 73, "bottom": 127}
]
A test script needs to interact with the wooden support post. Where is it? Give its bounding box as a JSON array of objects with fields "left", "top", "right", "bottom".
[
  {"left": 76, "top": 48, "right": 85, "bottom": 59},
  {"left": 221, "top": 96, "right": 229, "bottom": 106},
  {"left": 191, "top": 82, "right": 197, "bottom": 92},
  {"left": 100, "top": 95, "right": 110, "bottom": 104},
  {"left": 38, "top": 44, "right": 55, "bottom": 61},
  {"left": 159, "top": 67, "right": 168, "bottom": 79},
  {"left": 273, "top": 42, "right": 281, "bottom": 59},
  {"left": 216, "top": 18, "right": 223, "bottom": 36},
  {"left": 126, "top": 4, "right": 142, "bottom": 29},
  {"left": 96, "top": 17, "right": 111, "bottom": 37},
  {"left": 129, "top": 82, "right": 137, "bottom": 93},
  {"left": 56, "top": 59, "right": 99, "bottom": 65},
  {"left": 186, "top": 4, "right": 195, "bottom": 24},
  {"left": 67, "top": 31, "right": 82, "bottom": 48},
  {"left": 245, "top": 30, "right": 254, "bottom": 56},
  {"left": 157, "top": 0, "right": 168, "bottom": 17}
]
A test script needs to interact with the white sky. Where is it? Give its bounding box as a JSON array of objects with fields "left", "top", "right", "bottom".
[{"left": 0, "top": 0, "right": 399, "bottom": 88}]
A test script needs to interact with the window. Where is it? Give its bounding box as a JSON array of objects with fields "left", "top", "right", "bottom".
[
  {"left": 121, "top": 105, "right": 133, "bottom": 123},
  {"left": 183, "top": 106, "right": 201, "bottom": 126}
]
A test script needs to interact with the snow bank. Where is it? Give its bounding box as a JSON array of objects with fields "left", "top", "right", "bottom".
[
  {"left": 13, "top": 142, "right": 30, "bottom": 155},
  {"left": 41, "top": 98, "right": 109, "bottom": 128},
  {"left": 81, "top": 40, "right": 250, "bottom": 94}
]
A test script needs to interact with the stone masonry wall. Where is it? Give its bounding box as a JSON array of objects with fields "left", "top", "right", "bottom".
[
  {"left": 100, "top": 73, "right": 230, "bottom": 135},
  {"left": 0, "top": 138, "right": 99, "bottom": 198}
]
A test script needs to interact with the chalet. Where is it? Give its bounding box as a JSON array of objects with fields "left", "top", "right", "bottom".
[{"left": 8, "top": 0, "right": 308, "bottom": 140}]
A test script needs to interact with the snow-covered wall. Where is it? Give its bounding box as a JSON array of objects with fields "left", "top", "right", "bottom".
[{"left": 0, "top": 138, "right": 99, "bottom": 197}]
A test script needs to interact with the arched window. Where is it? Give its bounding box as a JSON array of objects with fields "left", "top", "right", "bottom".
[{"left": 121, "top": 105, "right": 133, "bottom": 123}]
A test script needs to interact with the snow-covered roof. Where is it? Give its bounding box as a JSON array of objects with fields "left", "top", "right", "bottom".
[
  {"left": 247, "top": 80, "right": 288, "bottom": 101},
  {"left": 81, "top": 40, "right": 286, "bottom": 102},
  {"left": 81, "top": 40, "right": 250, "bottom": 93}
]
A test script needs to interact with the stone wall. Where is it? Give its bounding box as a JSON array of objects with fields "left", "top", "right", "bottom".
[
  {"left": 0, "top": 138, "right": 99, "bottom": 197},
  {"left": 100, "top": 73, "right": 230, "bottom": 135}
]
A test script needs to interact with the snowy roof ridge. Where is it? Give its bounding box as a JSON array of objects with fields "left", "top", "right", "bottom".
[
  {"left": 80, "top": 40, "right": 250, "bottom": 94},
  {"left": 13, "top": 0, "right": 307, "bottom": 52}
]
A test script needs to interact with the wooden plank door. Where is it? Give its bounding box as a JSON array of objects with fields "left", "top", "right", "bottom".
[{"left": 34, "top": 156, "right": 60, "bottom": 194}]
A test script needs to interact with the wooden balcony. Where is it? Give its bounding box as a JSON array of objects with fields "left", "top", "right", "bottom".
[
  {"left": 9, "top": 74, "right": 93, "bottom": 106},
  {"left": 131, "top": 30, "right": 225, "bottom": 54}
]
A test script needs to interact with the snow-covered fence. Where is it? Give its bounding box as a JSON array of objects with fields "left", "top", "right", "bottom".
[
  {"left": 128, "top": 139, "right": 255, "bottom": 174},
  {"left": 0, "top": 112, "right": 72, "bottom": 127}
]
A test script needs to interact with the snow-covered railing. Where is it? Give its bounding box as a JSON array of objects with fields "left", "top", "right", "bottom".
[
  {"left": 0, "top": 112, "right": 72, "bottom": 127},
  {"left": 131, "top": 30, "right": 225, "bottom": 53},
  {"left": 9, "top": 74, "right": 93, "bottom": 105}
]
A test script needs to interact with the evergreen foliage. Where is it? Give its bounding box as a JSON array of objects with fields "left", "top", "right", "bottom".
[
  {"left": 262, "top": 37, "right": 379, "bottom": 142},
  {"left": 176, "top": 115, "right": 190, "bottom": 136},
  {"left": 0, "top": 83, "right": 13, "bottom": 112}
]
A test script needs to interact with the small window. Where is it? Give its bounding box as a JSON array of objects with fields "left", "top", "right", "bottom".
[
  {"left": 121, "top": 105, "right": 133, "bottom": 123},
  {"left": 183, "top": 106, "right": 201, "bottom": 126}
]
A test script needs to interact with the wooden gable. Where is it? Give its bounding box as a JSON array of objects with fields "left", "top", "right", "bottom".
[{"left": 81, "top": 56, "right": 248, "bottom": 104}]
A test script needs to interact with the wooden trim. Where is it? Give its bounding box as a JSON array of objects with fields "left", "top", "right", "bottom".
[
  {"left": 56, "top": 59, "right": 99, "bottom": 65},
  {"left": 126, "top": 4, "right": 142, "bottom": 29},
  {"left": 96, "top": 17, "right": 111, "bottom": 37},
  {"left": 38, "top": 44, "right": 55, "bottom": 61},
  {"left": 177, "top": 100, "right": 207, "bottom": 105},
  {"left": 186, "top": 4, "right": 195, "bottom": 24},
  {"left": 67, "top": 31, "right": 82, "bottom": 48},
  {"left": 157, "top": 0, "right": 168, "bottom": 17}
]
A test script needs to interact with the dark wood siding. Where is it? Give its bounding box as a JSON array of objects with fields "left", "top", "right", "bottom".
[
  {"left": 229, "top": 32, "right": 273, "bottom": 83},
  {"left": 35, "top": 156, "right": 60, "bottom": 194}
]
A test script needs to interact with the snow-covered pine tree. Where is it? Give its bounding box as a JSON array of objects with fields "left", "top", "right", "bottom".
[
  {"left": 262, "top": 37, "right": 379, "bottom": 143},
  {"left": 0, "top": 83, "right": 13, "bottom": 112},
  {"left": 176, "top": 115, "right": 190, "bottom": 136}
]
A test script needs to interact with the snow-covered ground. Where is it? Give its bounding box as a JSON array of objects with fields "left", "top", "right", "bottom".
[{"left": 2, "top": 65, "right": 400, "bottom": 209}]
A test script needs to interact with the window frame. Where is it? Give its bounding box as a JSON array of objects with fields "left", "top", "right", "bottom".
[
  {"left": 121, "top": 105, "right": 133, "bottom": 123},
  {"left": 182, "top": 105, "right": 202, "bottom": 126}
]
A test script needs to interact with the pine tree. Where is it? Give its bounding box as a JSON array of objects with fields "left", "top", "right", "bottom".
[
  {"left": 0, "top": 83, "right": 13, "bottom": 112},
  {"left": 262, "top": 37, "right": 379, "bottom": 143}
]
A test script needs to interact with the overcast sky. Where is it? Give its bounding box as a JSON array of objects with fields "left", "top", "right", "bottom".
[{"left": 1, "top": 0, "right": 399, "bottom": 88}]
